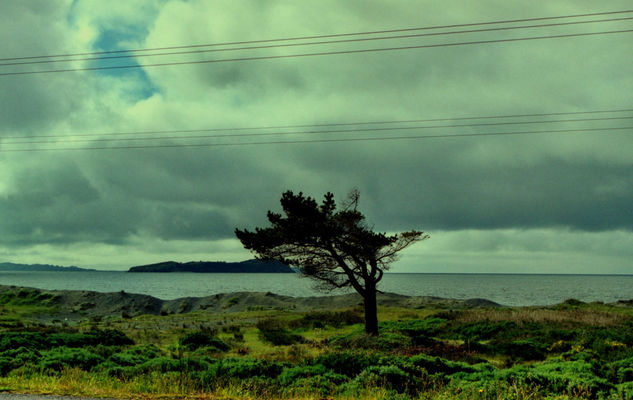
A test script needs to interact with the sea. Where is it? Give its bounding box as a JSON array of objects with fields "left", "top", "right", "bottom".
[{"left": 1, "top": 271, "right": 633, "bottom": 307}]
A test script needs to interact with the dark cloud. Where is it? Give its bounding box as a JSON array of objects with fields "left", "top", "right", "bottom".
[{"left": 1, "top": 0, "right": 632, "bottom": 271}]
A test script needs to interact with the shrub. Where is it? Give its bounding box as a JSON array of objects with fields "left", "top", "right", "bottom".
[
  {"left": 108, "top": 344, "right": 161, "bottom": 367},
  {"left": 0, "top": 332, "right": 47, "bottom": 351},
  {"left": 355, "top": 365, "right": 419, "bottom": 394},
  {"left": 256, "top": 318, "right": 304, "bottom": 346},
  {"left": 1, "top": 347, "right": 41, "bottom": 367},
  {"left": 409, "top": 354, "right": 476, "bottom": 375},
  {"left": 277, "top": 364, "right": 328, "bottom": 386},
  {"left": 381, "top": 317, "right": 447, "bottom": 337},
  {"left": 617, "top": 381, "right": 633, "bottom": 400},
  {"left": 501, "top": 359, "right": 614, "bottom": 398},
  {"left": 210, "top": 358, "right": 288, "bottom": 380},
  {"left": 281, "top": 371, "right": 348, "bottom": 397},
  {"left": 491, "top": 339, "right": 547, "bottom": 361},
  {"left": 134, "top": 357, "right": 182, "bottom": 374},
  {"left": 38, "top": 347, "right": 104, "bottom": 372},
  {"left": 449, "top": 320, "right": 519, "bottom": 342},
  {"left": 292, "top": 309, "right": 364, "bottom": 329},
  {"left": 50, "top": 329, "right": 133, "bottom": 347},
  {"left": 179, "top": 331, "right": 230, "bottom": 352},
  {"left": 313, "top": 351, "right": 379, "bottom": 377},
  {"left": 329, "top": 329, "right": 411, "bottom": 351},
  {"left": 0, "top": 357, "right": 13, "bottom": 376}
]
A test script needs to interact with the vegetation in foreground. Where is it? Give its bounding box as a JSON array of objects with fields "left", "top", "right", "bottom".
[{"left": 2, "top": 288, "right": 633, "bottom": 399}]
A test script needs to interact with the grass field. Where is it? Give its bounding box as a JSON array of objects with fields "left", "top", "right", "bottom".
[{"left": 1, "top": 287, "right": 633, "bottom": 399}]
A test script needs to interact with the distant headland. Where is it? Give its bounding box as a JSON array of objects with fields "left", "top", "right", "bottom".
[
  {"left": 128, "top": 259, "right": 294, "bottom": 273},
  {"left": 0, "top": 262, "right": 94, "bottom": 272}
]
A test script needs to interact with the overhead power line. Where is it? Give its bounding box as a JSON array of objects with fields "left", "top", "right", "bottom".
[
  {"left": 1, "top": 9, "right": 632, "bottom": 76},
  {"left": 1, "top": 108, "right": 631, "bottom": 152},
  {"left": 1, "top": 126, "right": 630, "bottom": 153},
  {"left": 2, "top": 29, "right": 632, "bottom": 77},
  {"left": 2, "top": 9, "right": 632, "bottom": 62},
  {"left": 4, "top": 116, "right": 633, "bottom": 145},
  {"left": 2, "top": 16, "right": 631, "bottom": 68},
  {"left": 4, "top": 107, "right": 632, "bottom": 141}
]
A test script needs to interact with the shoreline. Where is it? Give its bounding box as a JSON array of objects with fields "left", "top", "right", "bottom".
[
  {"left": 0, "top": 284, "right": 500, "bottom": 323},
  {"left": 3, "top": 284, "right": 633, "bottom": 325}
]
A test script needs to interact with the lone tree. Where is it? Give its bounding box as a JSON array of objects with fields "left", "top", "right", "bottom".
[{"left": 235, "top": 190, "right": 428, "bottom": 335}]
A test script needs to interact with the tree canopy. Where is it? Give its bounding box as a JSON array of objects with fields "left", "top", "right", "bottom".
[{"left": 235, "top": 190, "right": 428, "bottom": 335}]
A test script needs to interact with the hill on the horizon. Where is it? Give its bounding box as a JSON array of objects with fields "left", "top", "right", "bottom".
[
  {"left": 128, "top": 259, "right": 294, "bottom": 273},
  {"left": 0, "top": 262, "right": 92, "bottom": 272}
]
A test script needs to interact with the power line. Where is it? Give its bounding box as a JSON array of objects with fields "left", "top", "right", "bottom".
[
  {"left": 1, "top": 126, "right": 629, "bottom": 153},
  {"left": 2, "top": 29, "right": 632, "bottom": 77},
  {"left": 2, "top": 16, "right": 632, "bottom": 68},
  {"left": 4, "top": 116, "right": 632, "bottom": 145},
  {"left": 2, "top": 9, "right": 632, "bottom": 62},
  {"left": 4, "top": 108, "right": 632, "bottom": 141}
]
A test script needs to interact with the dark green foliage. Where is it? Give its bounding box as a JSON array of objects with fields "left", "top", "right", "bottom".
[
  {"left": 0, "top": 288, "right": 56, "bottom": 306},
  {"left": 50, "top": 329, "right": 134, "bottom": 348},
  {"left": 0, "top": 329, "right": 133, "bottom": 353},
  {"left": 0, "top": 332, "right": 47, "bottom": 352},
  {"left": 355, "top": 365, "right": 421, "bottom": 394},
  {"left": 38, "top": 347, "right": 104, "bottom": 372},
  {"left": 449, "top": 320, "right": 519, "bottom": 341},
  {"left": 0, "top": 357, "right": 13, "bottom": 376},
  {"left": 2, "top": 347, "right": 41, "bottom": 366},
  {"left": 6, "top": 297, "right": 633, "bottom": 399},
  {"left": 212, "top": 357, "right": 288, "bottom": 379},
  {"left": 410, "top": 354, "right": 477, "bottom": 375},
  {"left": 108, "top": 344, "right": 160, "bottom": 366},
  {"left": 256, "top": 318, "right": 304, "bottom": 346},
  {"left": 291, "top": 309, "right": 364, "bottom": 329},
  {"left": 329, "top": 328, "right": 412, "bottom": 351},
  {"left": 281, "top": 371, "right": 348, "bottom": 397},
  {"left": 500, "top": 359, "right": 614, "bottom": 398},
  {"left": 278, "top": 364, "right": 328, "bottom": 386},
  {"left": 380, "top": 317, "right": 447, "bottom": 347},
  {"left": 381, "top": 317, "right": 447, "bottom": 337},
  {"left": 490, "top": 339, "right": 547, "bottom": 361},
  {"left": 313, "top": 351, "right": 380, "bottom": 377},
  {"left": 178, "top": 331, "right": 230, "bottom": 352}
]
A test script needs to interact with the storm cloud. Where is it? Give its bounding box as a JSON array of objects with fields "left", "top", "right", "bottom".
[{"left": 1, "top": 0, "right": 631, "bottom": 271}]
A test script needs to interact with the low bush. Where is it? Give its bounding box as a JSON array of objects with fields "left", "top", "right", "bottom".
[
  {"left": 355, "top": 365, "right": 420, "bottom": 394},
  {"left": 313, "top": 351, "right": 379, "bottom": 377},
  {"left": 291, "top": 309, "right": 364, "bottom": 329},
  {"left": 178, "top": 331, "right": 230, "bottom": 352},
  {"left": 500, "top": 359, "right": 614, "bottom": 398},
  {"left": 212, "top": 357, "right": 288, "bottom": 380},
  {"left": 448, "top": 320, "right": 519, "bottom": 342},
  {"left": 329, "top": 329, "right": 411, "bottom": 351},
  {"left": 410, "top": 354, "right": 477, "bottom": 375},
  {"left": 256, "top": 318, "right": 304, "bottom": 346},
  {"left": 38, "top": 347, "right": 104, "bottom": 372},
  {"left": 381, "top": 317, "right": 447, "bottom": 337},
  {"left": 108, "top": 344, "right": 161, "bottom": 366},
  {"left": 490, "top": 339, "right": 547, "bottom": 361},
  {"left": 281, "top": 371, "right": 348, "bottom": 397}
]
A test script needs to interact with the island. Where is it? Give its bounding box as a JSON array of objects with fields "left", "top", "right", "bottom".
[{"left": 128, "top": 259, "right": 294, "bottom": 273}]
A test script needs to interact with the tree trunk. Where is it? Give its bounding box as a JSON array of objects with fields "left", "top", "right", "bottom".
[{"left": 363, "top": 280, "right": 379, "bottom": 336}]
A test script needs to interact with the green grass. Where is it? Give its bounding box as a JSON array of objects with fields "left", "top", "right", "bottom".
[{"left": 2, "top": 293, "right": 633, "bottom": 399}]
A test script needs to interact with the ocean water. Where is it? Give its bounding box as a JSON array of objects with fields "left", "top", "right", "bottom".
[{"left": 1, "top": 271, "right": 632, "bottom": 306}]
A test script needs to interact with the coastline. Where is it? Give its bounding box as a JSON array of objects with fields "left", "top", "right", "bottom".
[{"left": 0, "top": 284, "right": 500, "bottom": 323}]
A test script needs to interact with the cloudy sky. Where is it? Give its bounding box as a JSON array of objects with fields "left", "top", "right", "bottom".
[{"left": 1, "top": 1, "right": 632, "bottom": 273}]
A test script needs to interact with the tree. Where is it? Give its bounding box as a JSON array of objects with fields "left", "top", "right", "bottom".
[{"left": 235, "top": 190, "right": 429, "bottom": 335}]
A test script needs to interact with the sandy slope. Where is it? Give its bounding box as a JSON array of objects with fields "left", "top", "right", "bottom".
[{"left": 0, "top": 285, "right": 500, "bottom": 323}]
